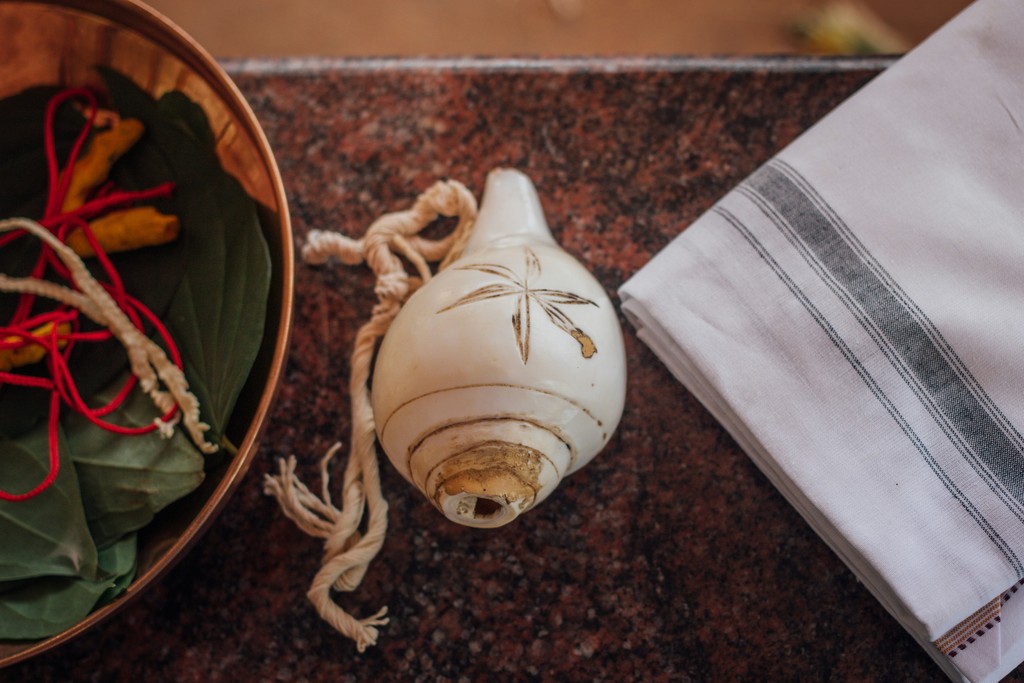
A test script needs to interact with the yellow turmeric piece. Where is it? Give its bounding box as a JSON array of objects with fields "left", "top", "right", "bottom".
[
  {"left": 0, "top": 322, "right": 71, "bottom": 372},
  {"left": 66, "top": 206, "right": 180, "bottom": 258},
  {"left": 61, "top": 118, "right": 145, "bottom": 213}
]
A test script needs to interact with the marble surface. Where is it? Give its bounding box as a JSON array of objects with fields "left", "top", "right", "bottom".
[{"left": 6, "top": 56, "right": 1017, "bottom": 682}]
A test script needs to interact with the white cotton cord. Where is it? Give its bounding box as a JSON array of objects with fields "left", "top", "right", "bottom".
[
  {"left": 262, "top": 453, "right": 338, "bottom": 538},
  {"left": 301, "top": 230, "right": 364, "bottom": 266},
  {"left": 0, "top": 217, "right": 217, "bottom": 454},
  {"left": 263, "top": 178, "right": 478, "bottom": 651}
]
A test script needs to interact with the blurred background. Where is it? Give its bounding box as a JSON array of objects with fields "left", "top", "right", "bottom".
[{"left": 145, "top": 0, "right": 971, "bottom": 58}]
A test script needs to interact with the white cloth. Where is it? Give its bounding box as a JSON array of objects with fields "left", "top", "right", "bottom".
[{"left": 618, "top": 1, "right": 1024, "bottom": 681}]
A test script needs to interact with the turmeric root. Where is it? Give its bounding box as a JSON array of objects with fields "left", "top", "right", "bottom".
[
  {"left": 61, "top": 118, "right": 145, "bottom": 213},
  {"left": 0, "top": 322, "right": 71, "bottom": 372},
  {"left": 66, "top": 206, "right": 180, "bottom": 258}
]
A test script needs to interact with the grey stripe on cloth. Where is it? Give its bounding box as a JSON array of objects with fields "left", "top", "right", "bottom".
[
  {"left": 716, "top": 162, "right": 1024, "bottom": 574},
  {"left": 747, "top": 162, "right": 1024, "bottom": 509}
]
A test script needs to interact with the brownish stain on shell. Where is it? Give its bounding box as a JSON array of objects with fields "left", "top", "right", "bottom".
[{"left": 571, "top": 328, "right": 597, "bottom": 358}]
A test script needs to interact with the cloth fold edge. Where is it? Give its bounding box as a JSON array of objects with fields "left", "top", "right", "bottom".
[{"left": 620, "top": 293, "right": 967, "bottom": 682}]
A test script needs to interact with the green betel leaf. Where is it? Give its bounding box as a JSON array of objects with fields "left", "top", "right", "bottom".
[
  {"left": 0, "top": 532, "right": 136, "bottom": 639},
  {"left": 0, "top": 420, "right": 98, "bottom": 583},
  {"left": 100, "top": 68, "right": 271, "bottom": 440},
  {"left": 65, "top": 375, "right": 205, "bottom": 548},
  {"left": 95, "top": 533, "right": 137, "bottom": 606}
]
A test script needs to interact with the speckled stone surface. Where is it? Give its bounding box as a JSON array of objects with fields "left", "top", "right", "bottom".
[{"left": 6, "top": 56, "right": 1020, "bottom": 682}]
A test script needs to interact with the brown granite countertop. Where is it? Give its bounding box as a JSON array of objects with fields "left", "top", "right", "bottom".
[{"left": 6, "top": 55, "right": 1019, "bottom": 682}]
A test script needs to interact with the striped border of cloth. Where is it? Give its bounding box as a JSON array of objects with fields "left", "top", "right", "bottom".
[{"left": 937, "top": 579, "right": 1024, "bottom": 659}]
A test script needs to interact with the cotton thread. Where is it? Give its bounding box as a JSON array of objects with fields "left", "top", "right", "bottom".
[
  {"left": 0, "top": 217, "right": 215, "bottom": 453},
  {"left": 263, "top": 179, "right": 477, "bottom": 651}
]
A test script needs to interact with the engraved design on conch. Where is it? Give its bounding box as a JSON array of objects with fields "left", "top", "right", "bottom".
[{"left": 437, "top": 246, "right": 598, "bottom": 364}]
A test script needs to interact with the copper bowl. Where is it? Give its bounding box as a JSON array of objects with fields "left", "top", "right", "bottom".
[{"left": 0, "top": 0, "right": 293, "bottom": 667}]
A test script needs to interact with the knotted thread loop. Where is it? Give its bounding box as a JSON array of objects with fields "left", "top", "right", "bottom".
[{"left": 264, "top": 178, "right": 477, "bottom": 651}]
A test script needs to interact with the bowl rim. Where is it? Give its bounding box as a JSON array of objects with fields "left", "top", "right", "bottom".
[{"left": 0, "top": 0, "right": 294, "bottom": 668}]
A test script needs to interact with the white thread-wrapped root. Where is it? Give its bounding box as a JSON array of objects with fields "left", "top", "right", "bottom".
[{"left": 0, "top": 217, "right": 217, "bottom": 454}]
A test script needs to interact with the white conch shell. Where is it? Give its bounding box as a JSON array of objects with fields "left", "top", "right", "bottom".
[{"left": 371, "top": 168, "right": 627, "bottom": 528}]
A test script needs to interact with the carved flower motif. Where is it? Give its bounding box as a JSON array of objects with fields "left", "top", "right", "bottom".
[{"left": 437, "top": 247, "right": 598, "bottom": 364}]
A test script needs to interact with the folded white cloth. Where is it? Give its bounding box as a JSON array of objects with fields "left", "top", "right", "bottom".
[{"left": 619, "top": 1, "right": 1024, "bottom": 681}]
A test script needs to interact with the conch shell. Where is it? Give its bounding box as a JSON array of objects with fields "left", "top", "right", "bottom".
[{"left": 372, "top": 169, "right": 627, "bottom": 528}]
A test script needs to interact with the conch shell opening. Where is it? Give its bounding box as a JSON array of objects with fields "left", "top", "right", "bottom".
[
  {"left": 431, "top": 441, "right": 544, "bottom": 528},
  {"left": 411, "top": 419, "right": 572, "bottom": 529}
]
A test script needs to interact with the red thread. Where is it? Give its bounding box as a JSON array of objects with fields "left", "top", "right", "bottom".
[{"left": 1, "top": 87, "right": 183, "bottom": 502}]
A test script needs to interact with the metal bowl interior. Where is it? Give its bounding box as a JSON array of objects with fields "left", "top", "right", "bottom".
[{"left": 0, "top": 0, "right": 293, "bottom": 667}]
